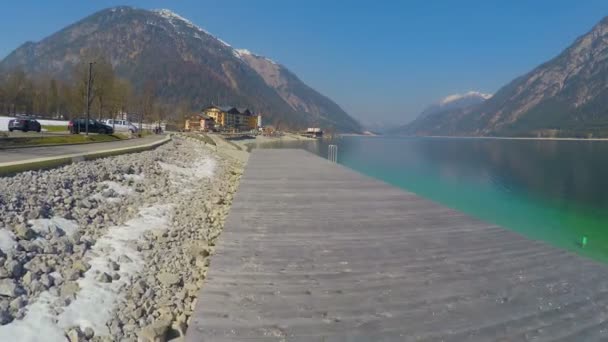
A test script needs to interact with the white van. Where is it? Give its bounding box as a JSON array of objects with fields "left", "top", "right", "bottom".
[{"left": 102, "top": 119, "right": 138, "bottom": 133}]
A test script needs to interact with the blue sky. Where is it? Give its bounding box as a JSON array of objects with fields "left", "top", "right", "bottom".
[{"left": 1, "top": 1, "right": 608, "bottom": 125}]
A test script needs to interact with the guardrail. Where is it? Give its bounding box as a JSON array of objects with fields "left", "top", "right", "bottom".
[{"left": 328, "top": 144, "right": 338, "bottom": 163}]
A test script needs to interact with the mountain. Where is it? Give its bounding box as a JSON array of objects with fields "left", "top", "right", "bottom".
[
  {"left": 418, "top": 91, "right": 492, "bottom": 119},
  {"left": 399, "top": 16, "right": 608, "bottom": 138},
  {"left": 0, "top": 7, "right": 361, "bottom": 132},
  {"left": 391, "top": 91, "right": 491, "bottom": 135}
]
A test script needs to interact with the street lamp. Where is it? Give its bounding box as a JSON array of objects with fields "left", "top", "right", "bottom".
[{"left": 85, "top": 62, "right": 94, "bottom": 135}]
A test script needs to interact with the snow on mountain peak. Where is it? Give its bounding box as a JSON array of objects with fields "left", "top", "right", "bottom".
[
  {"left": 235, "top": 49, "right": 253, "bottom": 56},
  {"left": 152, "top": 9, "right": 231, "bottom": 47},
  {"left": 440, "top": 91, "right": 492, "bottom": 105},
  {"left": 233, "top": 48, "right": 277, "bottom": 65}
]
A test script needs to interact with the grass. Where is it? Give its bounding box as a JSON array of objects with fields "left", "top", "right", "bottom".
[
  {"left": 0, "top": 134, "right": 125, "bottom": 148},
  {"left": 42, "top": 125, "right": 68, "bottom": 132}
]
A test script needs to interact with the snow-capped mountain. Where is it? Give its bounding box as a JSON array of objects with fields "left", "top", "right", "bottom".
[
  {"left": 395, "top": 16, "right": 608, "bottom": 137},
  {"left": 420, "top": 91, "right": 492, "bottom": 119},
  {"left": 0, "top": 7, "right": 361, "bottom": 132},
  {"left": 388, "top": 91, "right": 492, "bottom": 135}
]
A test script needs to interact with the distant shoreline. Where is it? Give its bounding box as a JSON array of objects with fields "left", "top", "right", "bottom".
[
  {"left": 340, "top": 134, "right": 608, "bottom": 142},
  {"left": 418, "top": 135, "right": 608, "bottom": 142}
]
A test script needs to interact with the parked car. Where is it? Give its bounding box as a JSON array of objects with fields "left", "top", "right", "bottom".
[
  {"left": 68, "top": 119, "right": 114, "bottom": 134},
  {"left": 8, "top": 118, "right": 41, "bottom": 132},
  {"left": 101, "top": 119, "right": 138, "bottom": 133}
]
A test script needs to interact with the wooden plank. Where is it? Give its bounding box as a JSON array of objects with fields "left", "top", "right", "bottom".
[{"left": 187, "top": 149, "right": 608, "bottom": 341}]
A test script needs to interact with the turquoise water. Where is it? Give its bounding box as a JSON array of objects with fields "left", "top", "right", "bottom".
[{"left": 257, "top": 136, "right": 608, "bottom": 262}]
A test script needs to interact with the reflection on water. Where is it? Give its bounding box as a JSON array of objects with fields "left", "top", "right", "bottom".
[{"left": 257, "top": 136, "right": 608, "bottom": 262}]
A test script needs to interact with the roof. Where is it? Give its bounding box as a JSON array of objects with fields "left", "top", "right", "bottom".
[{"left": 203, "top": 105, "right": 255, "bottom": 115}]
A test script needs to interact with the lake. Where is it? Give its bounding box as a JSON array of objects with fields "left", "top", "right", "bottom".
[{"left": 254, "top": 136, "right": 608, "bottom": 262}]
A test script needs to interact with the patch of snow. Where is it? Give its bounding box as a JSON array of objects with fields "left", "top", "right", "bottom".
[
  {"left": 124, "top": 174, "right": 145, "bottom": 182},
  {"left": 57, "top": 204, "right": 172, "bottom": 334},
  {"left": 217, "top": 38, "right": 231, "bottom": 47},
  {"left": 152, "top": 9, "right": 236, "bottom": 48},
  {"left": 235, "top": 48, "right": 252, "bottom": 56},
  {"left": 29, "top": 217, "right": 79, "bottom": 236},
  {"left": 0, "top": 230, "right": 17, "bottom": 253},
  {"left": 102, "top": 181, "right": 133, "bottom": 196},
  {"left": 0, "top": 205, "right": 172, "bottom": 340},
  {"left": 0, "top": 292, "right": 65, "bottom": 342},
  {"left": 90, "top": 179, "right": 138, "bottom": 203},
  {"left": 440, "top": 91, "right": 493, "bottom": 105},
  {"left": 233, "top": 48, "right": 277, "bottom": 65},
  {"left": 264, "top": 57, "right": 278, "bottom": 65}
]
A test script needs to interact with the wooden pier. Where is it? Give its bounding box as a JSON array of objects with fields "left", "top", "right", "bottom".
[{"left": 187, "top": 149, "right": 608, "bottom": 341}]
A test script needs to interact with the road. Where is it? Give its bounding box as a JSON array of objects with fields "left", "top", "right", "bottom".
[{"left": 0, "top": 135, "right": 167, "bottom": 163}]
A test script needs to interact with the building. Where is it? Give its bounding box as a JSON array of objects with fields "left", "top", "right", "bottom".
[
  {"left": 202, "top": 105, "right": 259, "bottom": 131},
  {"left": 185, "top": 114, "right": 214, "bottom": 132},
  {"left": 304, "top": 127, "right": 323, "bottom": 138}
]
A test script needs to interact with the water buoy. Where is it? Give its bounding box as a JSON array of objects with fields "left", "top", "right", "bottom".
[{"left": 581, "top": 236, "right": 588, "bottom": 248}]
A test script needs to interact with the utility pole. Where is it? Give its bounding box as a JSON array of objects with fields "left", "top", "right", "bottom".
[{"left": 85, "top": 62, "right": 93, "bottom": 135}]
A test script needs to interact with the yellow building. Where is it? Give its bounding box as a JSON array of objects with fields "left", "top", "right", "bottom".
[{"left": 202, "top": 106, "right": 258, "bottom": 131}]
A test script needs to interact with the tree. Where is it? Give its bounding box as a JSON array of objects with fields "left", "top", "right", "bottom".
[
  {"left": 137, "top": 80, "right": 156, "bottom": 133},
  {"left": 110, "top": 78, "right": 132, "bottom": 119},
  {"left": 4, "top": 69, "right": 28, "bottom": 114},
  {"left": 48, "top": 79, "right": 59, "bottom": 117},
  {"left": 93, "top": 58, "right": 115, "bottom": 120}
]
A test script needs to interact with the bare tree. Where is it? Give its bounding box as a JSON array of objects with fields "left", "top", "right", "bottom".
[{"left": 93, "top": 57, "right": 115, "bottom": 120}]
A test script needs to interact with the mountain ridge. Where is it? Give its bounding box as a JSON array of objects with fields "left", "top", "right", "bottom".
[
  {"left": 397, "top": 16, "right": 608, "bottom": 138},
  {"left": 0, "top": 7, "right": 361, "bottom": 132}
]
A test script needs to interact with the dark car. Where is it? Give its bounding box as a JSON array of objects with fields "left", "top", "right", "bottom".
[
  {"left": 8, "top": 118, "right": 41, "bottom": 132},
  {"left": 69, "top": 119, "right": 114, "bottom": 134}
]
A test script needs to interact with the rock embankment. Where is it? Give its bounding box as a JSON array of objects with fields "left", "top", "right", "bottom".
[{"left": 0, "top": 135, "right": 244, "bottom": 341}]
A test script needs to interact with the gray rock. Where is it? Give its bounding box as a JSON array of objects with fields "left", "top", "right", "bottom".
[
  {"left": 49, "top": 225, "right": 65, "bottom": 238},
  {"left": 5, "top": 259, "right": 23, "bottom": 278},
  {"left": 57, "top": 239, "right": 74, "bottom": 254},
  {"left": 22, "top": 271, "right": 34, "bottom": 286},
  {"left": 28, "top": 280, "right": 44, "bottom": 293},
  {"left": 97, "top": 272, "right": 112, "bottom": 283},
  {"left": 109, "top": 261, "right": 120, "bottom": 271},
  {"left": 0, "top": 269, "right": 9, "bottom": 279},
  {"left": 65, "top": 269, "right": 81, "bottom": 281},
  {"left": 14, "top": 225, "right": 35, "bottom": 240},
  {"left": 0, "top": 310, "right": 12, "bottom": 325},
  {"left": 9, "top": 297, "right": 26, "bottom": 311},
  {"left": 131, "top": 307, "right": 144, "bottom": 319},
  {"left": 133, "top": 280, "right": 147, "bottom": 295},
  {"left": 60, "top": 282, "right": 80, "bottom": 298},
  {"left": 138, "top": 320, "right": 171, "bottom": 342},
  {"left": 66, "top": 327, "right": 84, "bottom": 342},
  {"left": 40, "top": 274, "right": 54, "bottom": 288},
  {"left": 84, "top": 327, "right": 95, "bottom": 339},
  {"left": 0, "top": 279, "right": 19, "bottom": 297},
  {"left": 72, "top": 260, "right": 91, "bottom": 273},
  {"left": 156, "top": 273, "right": 181, "bottom": 287}
]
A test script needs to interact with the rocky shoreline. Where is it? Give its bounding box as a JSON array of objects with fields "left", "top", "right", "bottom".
[{"left": 0, "top": 135, "right": 244, "bottom": 341}]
